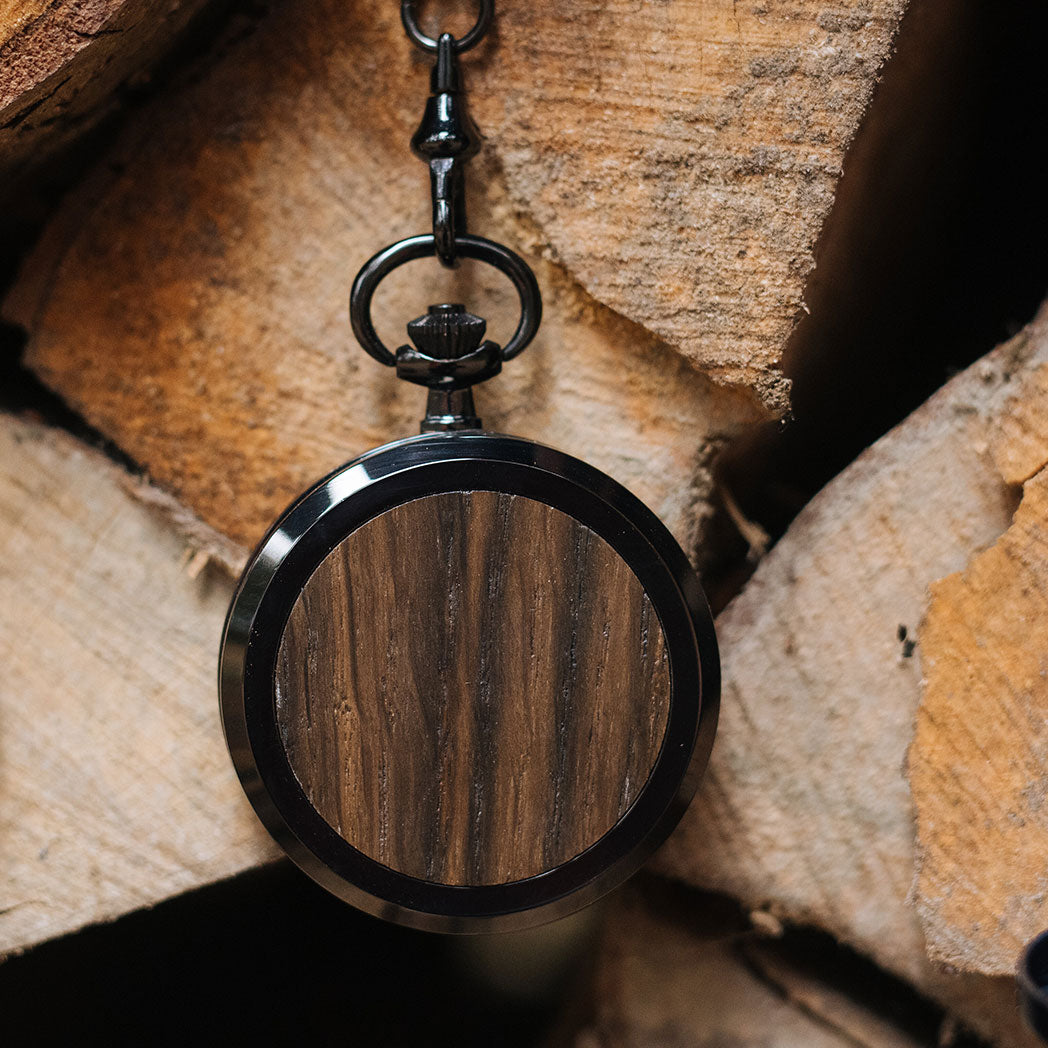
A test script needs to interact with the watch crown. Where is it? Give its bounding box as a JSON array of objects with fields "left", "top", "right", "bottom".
[{"left": 406, "top": 303, "right": 487, "bottom": 360}]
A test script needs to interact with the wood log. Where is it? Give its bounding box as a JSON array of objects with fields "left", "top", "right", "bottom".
[
  {"left": 0, "top": 414, "right": 279, "bottom": 957},
  {"left": 10, "top": 0, "right": 1041, "bottom": 1039},
  {"left": 0, "top": 0, "right": 210, "bottom": 179},
  {"left": 910, "top": 366, "right": 1048, "bottom": 975},
  {"left": 0, "top": 0, "right": 912, "bottom": 953},
  {"left": 583, "top": 884, "right": 925, "bottom": 1048},
  {"left": 654, "top": 306, "right": 1048, "bottom": 1045},
  {"left": 4, "top": 320, "right": 1046, "bottom": 1040},
  {"left": 3, "top": 0, "right": 906, "bottom": 557}
]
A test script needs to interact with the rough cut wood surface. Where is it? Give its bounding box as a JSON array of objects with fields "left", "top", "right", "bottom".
[
  {"left": 581, "top": 885, "right": 924, "bottom": 1048},
  {"left": 3, "top": 333, "right": 1044, "bottom": 1041},
  {"left": 276, "top": 491, "right": 670, "bottom": 885},
  {"left": 0, "top": 0, "right": 209, "bottom": 178},
  {"left": 0, "top": 413, "right": 279, "bottom": 958},
  {"left": 9, "top": 0, "right": 1041, "bottom": 1034},
  {"left": 653, "top": 308, "right": 1048, "bottom": 1045},
  {"left": 4, "top": 0, "right": 907, "bottom": 556},
  {"left": 909, "top": 360, "right": 1048, "bottom": 975},
  {"left": 4, "top": 322, "right": 1044, "bottom": 1043},
  {"left": 467, "top": 0, "right": 907, "bottom": 407}
]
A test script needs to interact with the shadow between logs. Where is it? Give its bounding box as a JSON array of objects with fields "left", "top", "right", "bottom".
[{"left": 707, "top": 0, "right": 1048, "bottom": 608}]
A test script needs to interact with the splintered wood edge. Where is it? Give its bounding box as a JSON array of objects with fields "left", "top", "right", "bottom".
[
  {"left": 911, "top": 443, "right": 1048, "bottom": 973},
  {"left": 652, "top": 306, "right": 1048, "bottom": 1044},
  {"left": 0, "top": 413, "right": 277, "bottom": 959},
  {"left": 0, "top": 1, "right": 211, "bottom": 177}
]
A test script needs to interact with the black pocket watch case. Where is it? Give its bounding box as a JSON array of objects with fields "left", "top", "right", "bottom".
[
  {"left": 219, "top": 11, "right": 720, "bottom": 933},
  {"left": 220, "top": 427, "right": 719, "bottom": 932}
]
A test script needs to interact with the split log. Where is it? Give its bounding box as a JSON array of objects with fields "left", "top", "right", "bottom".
[
  {"left": 583, "top": 884, "right": 924, "bottom": 1048},
  {"left": 0, "top": 414, "right": 278, "bottom": 957},
  {"left": 8, "top": 0, "right": 1040, "bottom": 1040},
  {"left": 0, "top": 0, "right": 914, "bottom": 957},
  {"left": 4, "top": 321, "right": 1046, "bottom": 1041},
  {"left": 4, "top": 0, "right": 907, "bottom": 556},
  {"left": 910, "top": 368, "right": 1048, "bottom": 975},
  {"left": 2, "top": 324, "right": 1039, "bottom": 1031},
  {"left": 0, "top": 0, "right": 210, "bottom": 179},
  {"left": 655, "top": 306, "right": 1048, "bottom": 1045}
]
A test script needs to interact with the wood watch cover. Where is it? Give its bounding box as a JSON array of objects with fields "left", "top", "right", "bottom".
[{"left": 275, "top": 490, "right": 671, "bottom": 886}]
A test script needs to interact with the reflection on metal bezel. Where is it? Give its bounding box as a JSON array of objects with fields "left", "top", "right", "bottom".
[
  {"left": 219, "top": 431, "right": 720, "bottom": 933},
  {"left": 1019, "top": 930, "right": 1048, "bottom": 1041}
]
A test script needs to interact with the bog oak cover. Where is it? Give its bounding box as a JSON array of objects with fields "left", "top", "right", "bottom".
[{"left": 275, "top": 490, "right": 671, "bottom": 885}]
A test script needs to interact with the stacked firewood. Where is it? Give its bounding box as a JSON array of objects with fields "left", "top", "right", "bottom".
[{"left": 1, "top": 2, "right": 1045, "bottom": 1044}]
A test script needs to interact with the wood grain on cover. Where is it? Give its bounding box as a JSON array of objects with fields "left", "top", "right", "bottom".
[{"left": 275, "top": 491, "right": 671, "bottom": 886}]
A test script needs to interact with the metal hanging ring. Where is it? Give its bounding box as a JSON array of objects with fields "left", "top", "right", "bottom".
[
  {"left": 400, "top": 0, "right": 493, "bottom": 54},
  {"left": 350, "top": 233, "right": 542, "bottom": 366}
]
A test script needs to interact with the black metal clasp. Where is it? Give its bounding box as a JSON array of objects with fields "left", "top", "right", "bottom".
[
  {"left": 412, "top": 34, "right": 481, "bottom": 268},
  {"left": 350, "top": 234, "right": 542, "bottom": 368},
  {"left": 348, "top": 1, "right": 542, "bottom": 433},
  {"left": 401, "top": 0, "right": 493, "bottom": 55}
]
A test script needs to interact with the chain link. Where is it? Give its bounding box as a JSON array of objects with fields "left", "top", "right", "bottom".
[{"left": 400, "top": 0, "right": 493, "bottom": 54}]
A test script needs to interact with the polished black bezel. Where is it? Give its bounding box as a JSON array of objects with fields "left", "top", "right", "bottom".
[
  {"left": 219, "top": 432, "right": 719, "bottom": 933},
  {"left": 1019, "top": 930, "right": 1048, "bottom": 1041}
]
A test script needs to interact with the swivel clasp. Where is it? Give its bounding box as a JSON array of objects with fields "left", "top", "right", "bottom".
[{"left": 411, "top": 34, "right": 481, "bottom": 268}]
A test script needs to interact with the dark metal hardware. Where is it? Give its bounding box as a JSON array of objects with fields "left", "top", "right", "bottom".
[
  {"left": 398, "top": 303, "right": 500, "bottom": 390},
  {"left": 399, "top": 303, "right": 498, "bottom": 431},
  {"left": 1020, "top": 931, "right": 1048, "bottom": 1042},
  {"left": 417, "top": 388, "right": 483, "bottom": 432},
  {"left": 349, "top": 232, "right": 541, "bottom": 365},
  {"left": 349, "top": 0, "right": 538, "bottom": 426},
  {"left": 412, "top": 33, "right": 481, "bottom": 267},
  {"left": 400, "top": 0, "right": 493, "bottom": 54},
  {"left": 407, "top": 302, "right": 487, "bottom": 360},
  {"left": 220, "top": 432, "right": 719, "bottom": 933},
  {"left": 223, "top": 0, "right": 724, "bottom": 939}
]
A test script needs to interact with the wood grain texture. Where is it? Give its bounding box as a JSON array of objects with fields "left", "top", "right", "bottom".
[
  {"left": 276, "top": 491, "right": 670, "bottom": 885},
  {"left": 2, "top": 0, "right": 910, "bottom": 402},
  {"left": 909, "top": 361, "right": 1048, "bottom": 975},
  {"left": 1, "top": 0, "right": 906, "bottom": 555},
  {"left": 2, "top": 323, "right": 1045, "bottom": 1039},
  {"left": 0, "top": 413, "right": 279, "bottom": 960},
  {"left": 582, "top": 886, "right": 925, "bottom": 1048},
  {"left": 484, "top": 0, "right": 907, "bottom": 409},
  {"left": 652, "top": 308, "right": 1048, "bottom": 1045},
  {"left": 0, "top": 0, "right": 210, "bottom": 178},
  {"left": 5, "top": 0, "right": 1039, "bottom": 1024}
]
